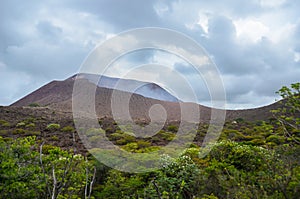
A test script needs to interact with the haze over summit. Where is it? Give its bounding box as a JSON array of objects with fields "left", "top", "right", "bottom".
[{"left": 1, "top": 0, "right": 300, "bottom": 108}]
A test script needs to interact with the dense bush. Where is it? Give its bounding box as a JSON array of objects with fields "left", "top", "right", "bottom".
[
  {"left": 0, "top": 136, "right": 96, "bottom": 199},
  {"left": 272, "top": 83, "right": 300, "bottom": 144}
]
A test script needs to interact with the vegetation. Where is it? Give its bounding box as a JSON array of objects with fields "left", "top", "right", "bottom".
[
  {"left": 0, "top": 119, "right": 10, "bottom": 127},
  {"left": 28, "top": 102, "right": 40, "bottom": 107},
  {"left": 272, "top": 82, "right": 300, "bottom": 144},
  {"left": 0, "top": 136, "right": 96, "bottom": 199},
  {"left": 46, "top": 123, "right": 61, "bottom": 131},
  {"left": 0, "top": 83, "right": 299, "bottom": 198}
]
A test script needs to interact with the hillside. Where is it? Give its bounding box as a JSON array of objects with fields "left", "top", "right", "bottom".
[
  {"left": 2, "top": 78, "right": 299, "bottom": 198},
  {"left": 11, "top": 73, "right": 279, "bottom": 122}
]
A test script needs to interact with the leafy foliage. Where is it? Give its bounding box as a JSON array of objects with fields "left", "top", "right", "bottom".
[
  {"left": 272, "top": 83, "right": 300, "bottom": 143},
  {"left": 46, "top": 123, "right": 61, "bottom": 132},
  {"left": 0, "top": 82, "right": 299, "bottom": 198},
  {"left": 0, "top": 136, "right": 96, "bottom": 199}
]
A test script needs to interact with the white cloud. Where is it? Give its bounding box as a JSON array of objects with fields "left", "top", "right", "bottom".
[
  {"left": 197, "top": 12, "right": 209, "bottom": 34},
  {"left": 234, "top": 18, "right": 269, "bottom": 43}
]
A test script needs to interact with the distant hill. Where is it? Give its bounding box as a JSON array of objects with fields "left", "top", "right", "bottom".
[
  {"left": 11, "top": 74, "right": 208, "bottom": 121},
  {"left": 11, "top": 73, "right": 281, "bottom": 122}
]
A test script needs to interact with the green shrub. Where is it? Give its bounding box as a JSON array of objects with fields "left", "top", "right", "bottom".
[
  {"left": 41, "top": 144, "right": 56, "bottom": 154},
  {"left": 247, "top": 138, "right": 266, "bottom": 146},
  {"left": 2, "top": 137, "right": 13, "bottom": 142},
  {"left": 167, "top": 125, "right": 178, "bottom": 132},
  {"left": 0, "top": 130, "right": 8, "bottom": 135},
  {"left": 109, "top": 131, "right": 136, "bottom": 144},
  {"left": 121, "top": 143, "right": 139, "bottom": 152},
  {"left": 136, "top": 140, "right": 151, "bottom": 148},
  {"left": 155, "top": 130, "right": 175, "bottom": 141},
  {"left": 12, "top": 128, "right": 26, "bottom": 135},
  {"left": 201, "top": 194, "right": 219, "bottom": 199},
  {"left": 25, "top": 123, "right": 35, "bottom": 129},
  {"left": 61, "top": 126, "right": 75, "bottom": 133},
  {"left": 115, "top": 139, "right": 128, "bottom": 145},
  {"left": 23, "top": 117, "right": 36, "bottom": 124},
  {"left": 89, "top": 135, "right": 104, "bottom": 145},
  {"left": 16, "top": 122, "right": 26, "bottom": 127},
  {"left": 0, "top": 119, "right": 7, "bottom": 125},
  {"left": 86, "top": 128, "right": 105, "bottom": 137},
  {"left": 242, "top": 135, "right": 255, "bottom": 141},
  {"left": 235, "top": 118, "right": 244, "bottom": 123},
  {"left": 144, "top": 154, "right": 200, "bottom": 198},
  {"left": 105, "top": 127, "right": 114, "bottom": 134},
  {"left": 51, "top": 135, "right": 59, "bottom": 141},
  {"left": 28, "top": 102, "right": 40, "bottom": 107},
  {"left": 109, "top": 132, "right": 124, "bottom": 141},
  {"left": 25, "top": 131, "right": 41, "bottom": 136},
  {"left": 266, "top": 142, "right": 277, "bottom": 148},
  {"left": 116, "top": 136, "right": 136, "bottom": 145},
  {"left": 46, "top": 123, "right": 61, "bottom": 131},
  {"left": 141, "top": 146, "right": 161, "bottom": 153},
  {"left": 222, "top": 129, "right": 244, "bottom": 141},
  {"left": 266, "top": 135, "right": 285, "bottom": 145},
  {"left": 0, "top": 120, "right": 10, "bottom": 127},
  {"left": 208, "top": 140, "right": 269, "bottom": 172},
  {"left": 291, "top": 129, "right": 300, "bottom": 137}
]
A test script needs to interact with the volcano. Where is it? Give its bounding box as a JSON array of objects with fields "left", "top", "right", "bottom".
[{"left": 11, "top": 73, "right": 281, "bottom": 122}]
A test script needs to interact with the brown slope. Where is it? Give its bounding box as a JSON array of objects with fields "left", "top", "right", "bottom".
[
  {"left": 11, "top": 76, "right": 279, "bottom": 122},
  {"left": 226, "top": 104, "right": 278, "bottom": 122},
  {"left": 46, "top": 78, "right": 212, "bottom": 122},
  {"left": 12, "top": 78, "right": 74, "bottom": 107},
  {"left": 11, "top": 77, "right": 212, "bottom": 122}
]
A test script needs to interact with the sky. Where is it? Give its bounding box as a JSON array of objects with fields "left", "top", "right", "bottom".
[{"left": 0, "top": 0, "right": 299, "bottom": 109}]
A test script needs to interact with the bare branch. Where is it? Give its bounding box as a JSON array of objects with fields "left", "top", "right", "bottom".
[
  {"left": 88, "top": 166, "right": 97, "bottom": 199},
  {"left": 39, "top": 142, "right": 51, "bottom": 197},
  {"left": 152, "top": 179, "right": 162, "bottom": 199},
  {"left": 52, "top": 166, "right": 57, "bottom": 199}
]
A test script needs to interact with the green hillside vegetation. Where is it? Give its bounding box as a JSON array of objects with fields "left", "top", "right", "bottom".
[{"left": 0, "top": 83, "right": 299, "bottom": 198}]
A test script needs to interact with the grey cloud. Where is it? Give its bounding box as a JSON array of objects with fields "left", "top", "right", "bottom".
[
  {"left": 164, "top": 0, "right": 265, "bottom": 20},
  {"left": 121, "top": 49, "right": 156, "bottom": 65},
  {"left": 207, "top": 15, "right": 236, "bottom": 42},
  {"left": 293, "top": 23, "right": 300, "bottom": 52},
  {"left": 3, "top": 40, "right": 87, "bottom": 79},
  {"left": 67, "top": 0, "right": 162, "bottom": 30},
  {"left": 173, "top": 62, "right": 199, "bottom": 75},
  {"left": 36, "top": 21, "right": 62, "bottom": 42},
  {"left": 0, "top": 1, "right": 43, "bottom": 50}
]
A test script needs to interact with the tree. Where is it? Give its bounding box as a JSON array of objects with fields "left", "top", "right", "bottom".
[
  {"left": 197, "top": 140, "right": 300, "bottom": 199},
  {"left": 144, "top": 154, "right": 201, "bottom": 199},
  {"left": 39, "top": 144, "right": 96, "bottom": 199},
  {"left": 0, "top": 136, "right": 96, "bottom": 199},
  {"left": 272, "top": 83, "right": 300, "bottom": 144},
  {"left": 0, "top": 136, "right": 42, "bottom": 199}
]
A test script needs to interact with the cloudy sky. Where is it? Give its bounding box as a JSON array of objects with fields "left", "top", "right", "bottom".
[{"left": 0, "top": 0, "right": 299, "bottom": 109}]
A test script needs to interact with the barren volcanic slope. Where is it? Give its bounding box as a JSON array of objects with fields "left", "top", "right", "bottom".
[
  {"left": 12, "top": 74, "right": 211, "bottom": 121},
  {"left": 11, "top": 74, "right": 279, "bottom": 122}
]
